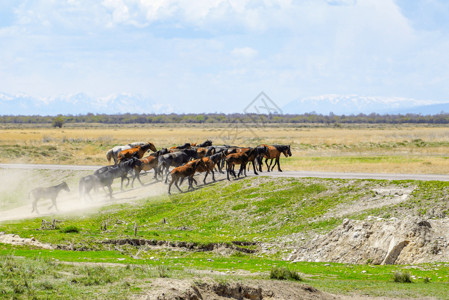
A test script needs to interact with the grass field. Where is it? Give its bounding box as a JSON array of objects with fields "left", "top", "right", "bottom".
[
  {"left": 1, "top": 123, "right": 449, "bottom": 174},
  {"left": 1, "top": 123, "right": 449, "bottom": 298},
  {"left": 1, "top": 176, "right": 449, "bottom": 298}
]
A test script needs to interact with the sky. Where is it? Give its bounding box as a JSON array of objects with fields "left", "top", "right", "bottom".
[{"left": 0, "top": 0, "right": 448, "bottom": 114}]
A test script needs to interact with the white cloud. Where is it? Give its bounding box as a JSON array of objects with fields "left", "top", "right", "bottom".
[
  {"left": 0, "top": 0, "right": 448, "bottom": 113},
  {"left": 231, "top": 47, "right": 257, "bottom": 59}
]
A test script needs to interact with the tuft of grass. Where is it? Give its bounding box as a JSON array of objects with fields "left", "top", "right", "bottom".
[
  {"left": 60, "top": 225, "right": 80, "bottom": 233},
  {"left": 157, "top": 265, "right": 170, "bottom": 278},
  {"left": 393, "top": 272, "right": 412, "bottom": 283},
  {"left": 270, "top": 266, "right": 302, "bottom": 281}
]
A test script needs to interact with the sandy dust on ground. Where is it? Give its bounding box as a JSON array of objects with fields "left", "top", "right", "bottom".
[{"left": 0, "top": 170, "right": 170, "bottom": 222}]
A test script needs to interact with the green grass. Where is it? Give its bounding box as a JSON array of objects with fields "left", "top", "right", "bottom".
[{"left": 2, "top": 176, "right": 449, "bottom": 298}]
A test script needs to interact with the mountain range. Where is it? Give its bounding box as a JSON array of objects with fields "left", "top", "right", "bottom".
[
  {"left": 1, "top": 92, "right": 448, "bottom": 116},
  {"left": 0, "top": 92, "right": 173, "bottom": 115},
  {"left": 282, "top": 94, "right": 449, "bottom": 115}
]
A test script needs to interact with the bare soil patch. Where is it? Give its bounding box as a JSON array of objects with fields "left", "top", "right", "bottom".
[
  {"left": 289, "top": 217, "right": 449, "bottom": 265},
  {"left": 137, "top": 278, "right": 336, "bottom": 300}
]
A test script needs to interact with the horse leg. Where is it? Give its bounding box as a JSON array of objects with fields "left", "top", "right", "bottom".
[
  {"left": 51, "top": 197, "right": 59, "bottom": 211},
  {"left": 168, "top": 176, "right": 175, "bottom": 194},
  {"left": 226, "top": 162, "right": 231, "bottom": 181},
  {"left": 269, "top": 158, "right": 276, "bottom": 172},
  {"left": 175, "top": 177, "right": 183, "bottom": 192},
  {"left": 252, "top": 159, "right": 259, "bottom": 175},
  {"left": 120, "top": 176, "right": 125, "bottom": 191},
  {"left": 237, "top": 164, "right": 243, "bottom": 177},
  {"left": 257, "top": 156, "right": 263, "bottom": 172},
  {"left": 265, "top": 158, "right": 271, "bottom": 172},
  {"left": 107, "top": 185, "right": 113, "bottom": 200},
  {"left": 276, "top": 157, "right": 283, "bottom": 172},
  {"left": 203, "top": 171, "right": 208, "bottom": 184},
  {"left": 164, "top": 166, "right": 171, "bottom": 184},
  {"left": 211, "top": 169, "right": 215, "bottom": 182},
  {"left": 31, "top": 198, "right": 38, "bottom": 214}
]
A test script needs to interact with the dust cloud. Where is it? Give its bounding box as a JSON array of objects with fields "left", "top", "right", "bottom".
[{"left": 0, "top": 168, "right": 167, "bottom": 223}]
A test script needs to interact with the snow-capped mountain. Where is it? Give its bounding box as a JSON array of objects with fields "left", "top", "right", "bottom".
[
  {"left": 0, "top": 92, "right": 173, "bottom": 115},
  {"left": 283, "top": 94, "right": 449, "bottom": 115}
]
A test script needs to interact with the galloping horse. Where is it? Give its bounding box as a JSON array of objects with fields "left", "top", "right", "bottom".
[
  {"left": 94, "top": 158, "right": 142, "bottom": 199},
  {"left": 131, "top": 148, "right": 168, "bottom": 187},
  {"left": 168, "top": 159, "right": 205, "bottom": 195},
  {"left": 106, "top": 142, "right": 145, "bottom": 165},
  {"left": 157, "top": 149, "right": 199, "bottom": 183},
  {"left": 169, "top": 143, "right": 191, "bottom": 151},
  {"left": 30, "top": 182, "right": 70, "bottom": 214},
  {"left": 196, "top": 140, "right": 212, "bottom": 147},
  {"left": 257, "top": 144, "right": 292, "bottom": 172},
  {"left": 117, "top": 142, "right": 157, "bottom": 162}
]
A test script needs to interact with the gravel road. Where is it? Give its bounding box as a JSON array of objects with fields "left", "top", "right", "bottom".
[{"left": 1, "top": 163, "right": 449, "bottom": 181}]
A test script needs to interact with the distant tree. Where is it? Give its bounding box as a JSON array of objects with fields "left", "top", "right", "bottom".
[{"left": 52, "top": 116, "right": 65, "bottom": 128}]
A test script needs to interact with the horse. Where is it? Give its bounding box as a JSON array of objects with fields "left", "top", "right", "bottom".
[
  {"left": 94, "top": 158, "right": 142, "bottom": 199},
  {"left": 106, "top": 142, "right": 145, "bottom": 165},
  {"left": 117, "top": 142, "right": 157, "bottom": 162},
  {"left": 180, "top": 153, "right": 222, "bottom": 185},
  {"left": 30, "top": 182, "right": 70, "bottom": 214},
  {"left": 168, "top": 143, "right": 191, "bottom": 150},
  {"left": 257, "top": 144, "right": 292, "bottom": 172},
  {"left": 197, "top": 140, "right": 212, "bottom": 147},
  {"left": 224, "top": 148, "right": 257, "bottom": 180},
  {"left": 131, "top": 148, "right": 168, "bottom": 187},
  {"left": 79, "top": 175, "right": 102, "bottom": 202},
  {"left": 168, "top": 159, "right": 205, "bottom": 194},
  {"left": 157, "top": 149, "right": 199, "bottom": 183}
]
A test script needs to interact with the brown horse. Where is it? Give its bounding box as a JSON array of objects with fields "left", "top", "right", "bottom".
[
  {"left": 168, "top": 159, "right": 205, "bottom": 194},
  {"left": 257, "top": 144, "right": 292, "bottom": 172},
  {"left": 131, "top": 148, "right": 168, "bottom": 187},
  {"left": 225, "top": 149, "right": 257, "bottom": 180},
  {"left": 117, "top": 142, "right": 157, "bottom": 162}
]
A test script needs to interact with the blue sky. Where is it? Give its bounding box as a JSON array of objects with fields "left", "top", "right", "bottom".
[{"left": 0, "top": 0, "right": 448, "bottom": 114}]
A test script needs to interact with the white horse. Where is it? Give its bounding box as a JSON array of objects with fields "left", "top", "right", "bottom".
[{"left": 106, "top": 142, "right": 145, "bottom": 165}]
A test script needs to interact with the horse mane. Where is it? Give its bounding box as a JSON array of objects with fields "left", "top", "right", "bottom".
[
  {"left": 273, "top": 144, "right": 288, "bottom": 151},
  {"left": 106, "top": 149, "right": 113, "bottom": 162}
]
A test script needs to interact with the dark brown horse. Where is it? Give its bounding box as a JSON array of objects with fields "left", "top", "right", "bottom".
[
  {"left": 257, "top": 144, "right": 292, "bottom": 172},
  {"left": 117, "top": 142, "right": 157, "bottom": 162}
]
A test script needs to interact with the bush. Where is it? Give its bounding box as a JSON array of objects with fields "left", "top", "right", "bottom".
[
  {"left": 270, "top": 266, "right": 302, "bottom": 281},
  {"left": 393, "top": 272, "right": 412, "bottom": 283},
  {"left": 60, "top": 225, "right": 80, "bottom": 233}
]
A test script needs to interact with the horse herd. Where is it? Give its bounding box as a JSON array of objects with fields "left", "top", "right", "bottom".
[{"left": 29, "top": 140, "right": 292, "bottom": 213}]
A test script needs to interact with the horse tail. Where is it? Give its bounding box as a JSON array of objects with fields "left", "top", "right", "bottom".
[{"left": 106, "top": 149, "right": 113, "bottom": 163}]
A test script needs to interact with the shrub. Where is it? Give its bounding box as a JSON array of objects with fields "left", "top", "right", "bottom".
[
  {"left": 393, "top": 272, "right": 412, "bottom": 283},
  {"left": 270, "top": 266, "right": 302, "bottom": 281},
  {"left": 60, "top": 225, "right": 80, "bottom": 233}
]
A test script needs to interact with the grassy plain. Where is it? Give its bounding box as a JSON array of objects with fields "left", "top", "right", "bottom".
[
  {"left": 1, "top": 176, "right": 449, "bottom": 298},
  {"left": 2, "top": 123, "right": 449, "bottom": 298},
  {"left": 1, "top": 123, "right": 449, "bottom": 174}
]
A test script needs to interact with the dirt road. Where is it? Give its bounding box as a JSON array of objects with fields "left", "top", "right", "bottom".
[{"left": 1, "top": 163, "right": 449, "bottom": 181}]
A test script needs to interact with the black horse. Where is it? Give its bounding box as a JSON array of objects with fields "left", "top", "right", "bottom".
[
  {"left": 157, "top": 149, "right": 199, "bottom": 183},
  {"left": 93, "top": 158, "right": 142, "bottom": 199},
  {"left": 79, "top": 175, "right": 102, "bottom": 201},
  {"left": 197, "top": 140, "right": 212, "bottom": 147}
]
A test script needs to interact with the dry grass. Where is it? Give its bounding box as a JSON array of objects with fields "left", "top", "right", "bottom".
[{"left": 1, "top": 123, "right": 449, "bottom": 174}]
